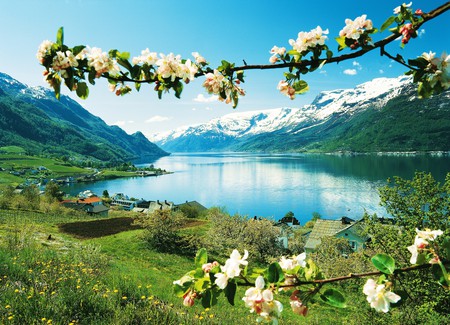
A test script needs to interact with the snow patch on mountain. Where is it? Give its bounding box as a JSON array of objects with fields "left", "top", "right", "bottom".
[{"left": 150, "top": 75, "right": 413, "bottom": 148}]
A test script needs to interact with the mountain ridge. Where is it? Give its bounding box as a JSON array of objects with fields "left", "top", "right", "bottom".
[{"left": 150, "top": 76, "right": 450, "bottom": 153}]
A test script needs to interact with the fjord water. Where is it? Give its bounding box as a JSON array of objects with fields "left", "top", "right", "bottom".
[{"left": 64, "top": 153, "right": 450, "bottom": 224}]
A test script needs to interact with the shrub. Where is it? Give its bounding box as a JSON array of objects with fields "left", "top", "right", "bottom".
[
  {"left": 204, "top": 207, "right": 284, "bottom": 264},
  {"left": 133, "top": 209, "right": 186, "bottom": 253}
]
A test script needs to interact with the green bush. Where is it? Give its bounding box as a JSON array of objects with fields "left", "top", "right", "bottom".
[{"left": 204, "top": 207, "right": 284, "bottom": 264}]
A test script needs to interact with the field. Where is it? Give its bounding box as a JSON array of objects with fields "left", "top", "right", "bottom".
[{"left": 0, "top": 209, "right": 353, "bottom": 324}]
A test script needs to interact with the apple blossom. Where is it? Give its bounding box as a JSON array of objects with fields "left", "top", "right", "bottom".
[
  {"left": 407, "top": 235, "right": 429, "bottom": 264},
  {"left": 279, "top": 252, "right": 307, "bottom": 271},
  {"left": 399, "top": 23, "right": 414, "bottom": 44},
  {"left": 183, "top": 289, "right": 196, "bottom": 307},
  {"left": 214, "top": 249, "right": 249, "bottom": 289},
  {"left": 86, "top": 47, "right": 120, "bottom": 77},
  {"left": 51, "top": 50, "right": 78, "bottom": 71},
  {"left": 203, "top": 69, "right": 225, "bottom": 95},
  {"left": 242, "top": 276, "right": 283, "bottom": 324},
  {"left": 289, "top": 26, "right": 328, "bottom": 54},
  {"left": 393, "top": 2, "right": 413, "bottom": 15},
  {"left": 132, "top": 48, "right": 158, "bottom": 66},
  {"left": 290, "top": 293, "right": 308, "bottom": 317},
  {"left": 363, "top": 279, "right": 401, "bottom": 313},
  {"left": 339, "top": 15, "right": 373, "bottom": 40},
  {"left": 415, "top": 228, "right": 443, "bottom": 241},
  {"left": 421, "top": 51, "right": 450, "bottom": 88},
  {"left": 269, "top": 46, "right": 286, "bottom": 64},
  {"left": 36, "top": 40, "right": 54, "bottom": 64},
  {"left": 192, "top": 52, "right": 206, "bottom": 64},
  {"left": 277, "top": 80, "right": 296, "bottom": 100}
]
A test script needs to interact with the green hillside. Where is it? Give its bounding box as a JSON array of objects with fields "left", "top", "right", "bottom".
[{"left": 0, "top": 73, "right": 168, "bottom": 162}]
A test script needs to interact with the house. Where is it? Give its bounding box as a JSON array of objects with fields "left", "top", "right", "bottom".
[
  {"left": 110, "top": 193, "right": 144, "bottom": 211},
  {"left": 174, "top": 200, "right": 208, "bottom": 217},
  {"left": 304, "top": 217, "right": 369, "bottom": 253},
  {"left": 61, "top": 198, "right": 109, "bottom": 217},
  {"left": 148, "top": 200, "right": 174, "bottom": 213},
  {"left": 76, "top": 196, "right": 102, "bottom": 206}
]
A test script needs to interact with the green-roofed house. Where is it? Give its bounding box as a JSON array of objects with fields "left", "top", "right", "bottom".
[{"left": 304, "top": 217, "right": 369, "bottom": 253}]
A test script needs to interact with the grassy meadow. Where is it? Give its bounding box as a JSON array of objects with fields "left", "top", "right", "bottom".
[{"left": 0, "top": 209, "right": 355, "bottom": 325}]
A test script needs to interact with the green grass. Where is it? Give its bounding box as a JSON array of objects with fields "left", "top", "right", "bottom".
[
  {"left": 0, "top": 211, "right": 356, "bottom": 324},
  {"left": 0, "top": 146, "right": 26, "bottom": 154},
  {"left": 0, "top": 154, "right": 86, "bottom": 175}
]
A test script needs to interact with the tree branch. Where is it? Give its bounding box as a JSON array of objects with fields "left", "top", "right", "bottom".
[
  {"left": 228, "top": 1, "right": 450, "bottom": 75},
  {"left": 283, "top": 260, "right": 450, "bottom": 286}
]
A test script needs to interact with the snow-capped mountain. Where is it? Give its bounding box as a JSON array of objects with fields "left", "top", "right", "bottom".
[{"left": 150, "top": 75, "right": 450, "bottom": 153}]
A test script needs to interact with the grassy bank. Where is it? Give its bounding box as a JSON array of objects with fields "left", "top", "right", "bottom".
[{"left": 0, "top": 210, "right": 357, "bottom": 324}]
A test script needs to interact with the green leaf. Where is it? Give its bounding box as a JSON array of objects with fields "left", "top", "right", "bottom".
[
  {"left": 431, "top": 264, "right": 447, "bottom": 287},
  {"left": 173, "top": 284, "right": 187, "bottom": 297},
  {"left": 304, "top": 259, "right": 324, "bottom": 281},
  {"left": 293, "top": 80, "right": 309, "bottom": 94},
  {"left": 194, "top": 278, "right": 209, "bottom": 292},
  {"left": 195, "top": 248, "right": 208, "bottom": 269},
  {"left": 320, "top": 288, "right": 347, "bottom": 308},
  {"left": 56, "top": 27, "right": 64, "bottom": 46},
  {"left": 72, "top": 45, "right": 86, "bottom": 56},
  {"left": 381, "top": 16, "right": 396, "bottom": 32},
  {"left": 201, "top": 290, "right": 212, "bottom": 308},
  {"left": 267, "top": 262, "right": 284, "bottom": 283},
  {"left": 76, "top": 82, "right": 89, "bottom": 99},
  {"left": 224, "top": 281, "right": 236, "bottom": 306},
  {"left": 443, "top": 237, "right": 450, "bottom": 260},
  {"left": 371, "top": 254, "right": 395, "bottom": 274},
  {"left": 335, "top": 36, "right": 347, "bottom": 51}
]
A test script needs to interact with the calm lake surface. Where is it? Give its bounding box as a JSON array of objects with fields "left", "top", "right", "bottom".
[{"left": 63, "top": 153, "right": 450, "bottom": 224}]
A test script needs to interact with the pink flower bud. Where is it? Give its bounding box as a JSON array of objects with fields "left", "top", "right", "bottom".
[
  {"left": 415, "top": 9, "right": 423, "bottom": 16},
  {"left": 183, "top": 290, "right": 195, "bottom": 307},
  {"left": 429, "top": 256, "right": 440, "bottom": 264},
  {"left": 202, "top": 263, "right": 213, "bottom": 273}
]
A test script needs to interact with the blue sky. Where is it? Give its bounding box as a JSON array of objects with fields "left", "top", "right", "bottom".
[{"left": 1, "top": 0, "right": 448, "bottom": 137}]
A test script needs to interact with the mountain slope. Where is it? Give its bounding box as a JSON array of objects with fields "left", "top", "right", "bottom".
[
  {"left": 151, "top": 76, "right": 450, "bottom": 153},
  {"left": 0, "top": 72, "right": 168, "bottom": 161}
]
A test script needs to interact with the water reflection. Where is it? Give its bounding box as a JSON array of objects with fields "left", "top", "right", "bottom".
[{"left": 64, "top": 153, "right": 450, "bottom": 224}]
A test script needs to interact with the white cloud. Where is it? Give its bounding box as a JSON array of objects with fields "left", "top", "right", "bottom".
[
  {"left": 112, "top": 121, "right": 126, "bottom": 126},
  {"left": 111, "top": 120, "right": 135, "bottom": 126},
  {"left": 418, "top": 29, "right": 425, "bottom": 38},
  {"left": 319, "top": 70, "right": 327, "bottom": 75},
  {"left": 379, "top": 69, "right": 384, "bottom": 74},
  {"left": 205, "top": 107, "right": 212, "bottom": 111},
  {"left": 192, "top": 108, "right": 197, "bottom": 111},
  {"left": 145, "top": 115, "right": 172, "bottom": 123},
  {"left": 343, "top": 69, "right": 357, "bottom": 75},
  {"left": 194, "top": 94, "right": 218, "bottom": 103},
  {"left": 352, "top": 61, "right": 362, "bottom": 70}
]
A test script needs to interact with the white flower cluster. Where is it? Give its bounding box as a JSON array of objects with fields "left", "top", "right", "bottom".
[
  {"left": 132, "top": 50, "right": 204, "bottom": 83},
  {"left": 363, "top": 279, "right": 401, "bottom": 313},
  {"left": 202, "top": 70, "right": 245, "bottom": 104},
  {"left": 52, "top": 51, "right": 78, "bottom": 72},
  {"left": 393, "top": 2, "right": 413, "bottom": 15},
  {"left": 86, "top": 47, "right": 120, "bottom": 78},
  {"left": 277, "top": 80, "right": 296, "bottom": 100},
  {"left": 407, "top": 228, "right": 443, "bottom": 264},
  {"left": 278, "top": 252, "right": 307, "bottom": 270},
  {"left": 289, "top": 26, "right": 329, "bottom": 54},
  {"left": 214, "top": 249, "right": 248, "bottom": 289},
  {"left": 36, "top": 40, "right": 54, "bottom": 64},
  {"left": 339, "top": 14, "right": 373, "bottom": 40},
  {"left": 242, "top": 276, "right": 283, "bottom": 324},
  {"left": 269, "top": 46, "right": 286, "bottom": 64},
  {"left": 421, "top": 51, "right": 450, "bottom": 89}
]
